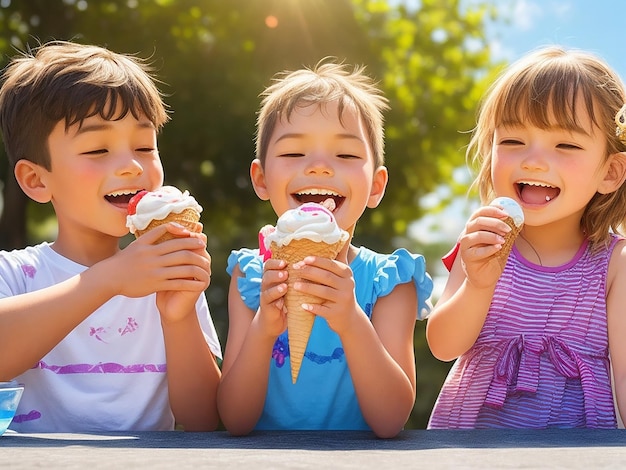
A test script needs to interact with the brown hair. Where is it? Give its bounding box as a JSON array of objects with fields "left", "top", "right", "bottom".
[
  {"left": 468, "top": 46, "right": 626, "bottom": 245},
  {"left": 0, "top": 40, "right": 170, "bottom": 170},
  {"left": 256, "top": 59, "right": 389, "bottom": 168}
]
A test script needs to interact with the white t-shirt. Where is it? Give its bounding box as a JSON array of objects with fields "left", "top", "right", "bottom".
[{"left": 0, "top": 242, "right": 222, "bottom": 432}]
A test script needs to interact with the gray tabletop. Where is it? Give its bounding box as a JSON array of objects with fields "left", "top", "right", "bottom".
[{"left": 1, "top": 428, "right": 626, "bottom": 468}]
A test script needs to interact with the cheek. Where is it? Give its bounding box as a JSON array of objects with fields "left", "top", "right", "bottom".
[
  {"left": 490, "top": 151, "right": 512, "bottom": 173},
  {"left": 490, "top": 157, "right": 501, "bottom": 179},
  {"left": 263, "top": 163, "right": 289, "bottom": 186},
  {"left": 146, "top": 161, "right": 165, "bottom": 186},
  {"left": 67, "top": 161, "right": 105, "bottom": 182},
  {"left": 490, "top": 157, "right": 511, "bottom": 193}
]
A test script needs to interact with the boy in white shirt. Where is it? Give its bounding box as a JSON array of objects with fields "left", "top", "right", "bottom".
[{"left": 0, "top": 41, "right": 222, "bottom": 432}]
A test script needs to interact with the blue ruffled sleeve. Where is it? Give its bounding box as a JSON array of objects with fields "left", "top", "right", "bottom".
[
  {"left": 226, "top": 248, "right": 264, "bottom": 311},
  {"left": 370, "top": 248, "right": 433, "bottom": 320}
]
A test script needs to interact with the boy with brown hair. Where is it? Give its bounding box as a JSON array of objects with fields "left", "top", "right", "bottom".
[{"left": 0, "top": 41, "right": 221, "bottom": 432}]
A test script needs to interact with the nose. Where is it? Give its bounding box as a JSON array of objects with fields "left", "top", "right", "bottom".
[
  {"left": 520, "top": 145, "right": 548, "bottom": 172},
  {"left": 305, "top": 155, "right": 334, "bottom": 176},
  {"left": 115, "top": 152, "right": 144, "bottom": 177}
]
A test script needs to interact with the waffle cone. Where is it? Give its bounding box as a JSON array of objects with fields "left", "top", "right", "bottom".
[
  {"left": 270, "top": 238, "right": 346, "bottom": 383},
  {"left": 134, "top": 208, "right": 201, "bottom": 243},
  {"left": 492, "top": 216, "right": 522, "bottom": 268}
]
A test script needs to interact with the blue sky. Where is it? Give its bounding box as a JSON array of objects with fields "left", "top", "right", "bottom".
[{"left": 485, "top": 0, "right": 626, "bottom": 79}]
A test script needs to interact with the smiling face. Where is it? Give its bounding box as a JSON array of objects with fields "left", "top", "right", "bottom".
[
  {"left": 470, "top": 47, "right": 626, "bottom": 245},
  {"left": 491, "top": 98, "right": 611, "bottom": 227},
  {"left": 20, "top": 104, "right": 165, "bottom": 258},
  {"left": 250, "top": 100, "right": 387, "bottom": 234}
]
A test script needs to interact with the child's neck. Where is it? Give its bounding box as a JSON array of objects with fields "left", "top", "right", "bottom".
[
  {"left": 515, "top": 222, "right": 586, "bottom": 267},
  {"left": 52, "top": 232, "right": 121, "bottom": 267}
]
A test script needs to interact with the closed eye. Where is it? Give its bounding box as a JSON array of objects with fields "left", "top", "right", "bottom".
[
  {"left": 337, "top": 154, "right": 361, "bottom": 159},
  {"left": 499, "top": 139, "right": 523, "bottom": 145},
  {"left": 279, "top": 153, "right": 305, "bottom": 158},
  {"left": 557, "top": 143, "right": 583, "bottom": 150},
  {"left": 82, "top": 149, "right": 107, "bottom": 155}
]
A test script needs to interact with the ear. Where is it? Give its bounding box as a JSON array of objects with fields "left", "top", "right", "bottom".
[
  {"left": 366, "top": 165, "right": 388, "bottom": 208},
  {"left": 598, "top": 152, "right": 626, "bottom": 194},
  {"left": 250, "top": 158, "right": 270, "bottom": 201},
  {"left": 14, "top": 159, "right": 52, "bottom": 203}
]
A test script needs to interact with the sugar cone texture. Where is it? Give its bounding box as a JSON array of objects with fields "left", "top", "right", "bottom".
[
  {"left": 135, "top": 208, "right": 201, "bottom": 243},
  {"left": 492, "top": 216, "right": 522, "bottom": 268},
  {"left": 270, "top": 238, "right": 346, "bottom": 383}
]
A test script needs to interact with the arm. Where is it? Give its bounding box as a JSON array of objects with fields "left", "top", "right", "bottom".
[
  {"left": 293, "top": 257, "right": 415, "bottom": 438},
  {"left": 0, "top": 224, "right": 211, "bottom": 380},
  {"left": 161, "top": 308, "right": 221, "bottom": 431},
  {"left": 343, "top": 281, "right": 418, "bottom": 438},
  {"left": 425, "top": 258, "right": 496, "bottom": 361},
  {"left": 217, "top": 260, "right": 288, "bottom": 435},
  {"left": 606, "top": 239, "right": 626, "bottom": 426},
  {"left": 425, "top": 204, "right": 513, "bottom": 361},
  {"left": 156, "top": 229, "right": 222, "bottom": 431},
  {"left": 0, "top": 263, "right": 119, "bottom": 380}
]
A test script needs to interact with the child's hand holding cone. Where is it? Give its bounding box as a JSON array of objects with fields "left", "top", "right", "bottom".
[
  {"left": 263, "top": 201, "right": 349, "bottom": 383},
  {"left": 488, "top": 197, "right": 524, "bottom": 268}
]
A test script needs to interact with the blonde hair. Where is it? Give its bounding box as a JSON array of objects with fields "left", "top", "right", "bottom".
[
  {"left": 469, "top": 46, "right": 626, "bottom": 245},
  {"left": 0, "top": 40, "right": 169, "bottom": 170},
  {"left": 255, "top": 59, "right": 389, "bottom": 168}
]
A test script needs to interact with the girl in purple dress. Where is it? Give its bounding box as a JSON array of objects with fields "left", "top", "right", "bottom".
[{"left": 427, "top": 46, "right": 626, "bottom": 429}]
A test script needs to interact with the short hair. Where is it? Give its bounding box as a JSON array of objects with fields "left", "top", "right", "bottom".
[
  {"left": 0, "top": 40, "right": 170, "bottom": 170},
  {"left": 256, "top": 59, "right": 389, "bottom": 168},
  {"left": 468, "top": 46, "right": 626, "bottom": 246}
]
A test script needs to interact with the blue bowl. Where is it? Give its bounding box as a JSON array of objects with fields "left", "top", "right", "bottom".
[{"left": 0, "top": 381, "right": 24, "bottom": 436}]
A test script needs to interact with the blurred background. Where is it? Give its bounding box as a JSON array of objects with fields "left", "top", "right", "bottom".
[{"left": 0, "top": 0, "right": 623, "bottom": 429}]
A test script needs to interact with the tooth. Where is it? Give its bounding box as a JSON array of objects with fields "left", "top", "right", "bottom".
[
  {"left": 297, "top": 189, "right": 338, "bottom": 196},
  {"left": 107, "top": 189, "right": 137, "bottom": 197}
]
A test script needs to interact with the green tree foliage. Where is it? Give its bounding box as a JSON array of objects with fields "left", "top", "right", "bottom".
[{"left": 0, "top": 0, "right": 497, "bottom": 428}]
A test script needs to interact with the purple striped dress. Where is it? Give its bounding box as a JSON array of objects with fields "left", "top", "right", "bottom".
[{"left": 428, "top": 235, "right": 619, "bottom": 429}]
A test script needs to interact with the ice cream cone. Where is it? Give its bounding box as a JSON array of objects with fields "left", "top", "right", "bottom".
[
  {"left": 270, "top": 237, "right": 346, "bottom": 383},
  {"left": 488, "top": 197, "right": 524, "bottom": 269},
  {"left": 135, "top": 208, "right": 201, "bottom": 243},
  {"left": 492, "top": 215, "right": 522, "bottom": 268}
]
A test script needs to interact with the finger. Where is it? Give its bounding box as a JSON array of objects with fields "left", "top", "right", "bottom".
[
  {"left": 461, "top": 228, "right": 506, "bottom": 247},
  {"left": 292, "top": 256, "right": 345, "bottom": 277},
  {"left": 464, "top": 244, "right": 503, "bottom": 262},
  {"left": 260, "top": 281, "right": 287, "bottom": 306},
  {"left": 263, "top": 258, "right": 287, "bottom": 271},
  {"left": 298, "top": 256, "right": 339, "bottom": 268},
  {"left": 292, "top": 278, "right": 343, "bottom": 306},
  {"left": 158, "top": 262, "right": 210, "bottom": 281},
  {"left": 466, "top": 214, "right": 512, "bottom": 237},
  {"left": 148, "top": 258, "right": 211, "bottom": 286},
  {"left": 156, "top": 276, "right": 210, "bottom": 292},
  {"left": 293, "top": 261, "right": 353, "bottom": 291},
  {"left": 186, "top": 229, "right": 207, "bottom": 244},
  {"left": 470, "top": 204, "right": 507, "bottom": 220},
  {"left": 262, "top": 265, "right": 288, "bottom": 286},
  {"left": 132, "top": 224, "right": 172, "bottom": 244},
  {"left": 460, "top": 229, "right": 508, "bottom": 259},
  {"left": 165, "top": 221, "right": 204, "bottom": 237},
  {"left": 301, "top": 301, "right": 330, "bottom": 315},
  {"left": 154, "top": 236, "right": 207, "bottom": 256}
]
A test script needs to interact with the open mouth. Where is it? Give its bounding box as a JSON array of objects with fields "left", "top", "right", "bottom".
[
  {"left": 293, "top": 189, "right": 345, "bottom": 211},
  {"left": 105, "top": 189, "right": 143, "bottom": 209},
  {"left": 516, "top": 182, "right": 560, "bottom": 204}
]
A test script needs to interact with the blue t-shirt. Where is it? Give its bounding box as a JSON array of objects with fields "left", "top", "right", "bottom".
[{"left": 226, "top": 245, "right": 433, "bottom": 431}]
